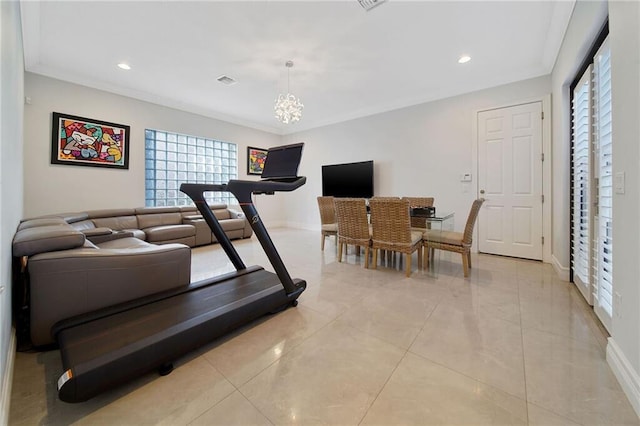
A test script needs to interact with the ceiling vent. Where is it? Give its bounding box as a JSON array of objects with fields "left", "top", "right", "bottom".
[
  {"left": 216, "top": 75, "right": 237, "bottom": 85},
  {"left": 357, "top": 0, "right": 386, "bottom": 11}
]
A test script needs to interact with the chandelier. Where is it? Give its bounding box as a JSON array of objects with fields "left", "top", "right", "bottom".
[{"left": 274, "top": 60, "right": 304, "bottom": 124}]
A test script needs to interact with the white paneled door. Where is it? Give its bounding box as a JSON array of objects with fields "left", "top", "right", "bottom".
[{"left": 478, "top": 102, "right": 543, "bottom": 260}]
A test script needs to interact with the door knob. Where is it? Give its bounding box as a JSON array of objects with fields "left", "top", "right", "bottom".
[{"left": 480, "top": 189, "right": 485, "bottom": 194}]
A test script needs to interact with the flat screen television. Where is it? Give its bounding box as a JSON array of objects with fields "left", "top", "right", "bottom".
[{"left": 322, "top": 160, "right": 374, "bottom": 198}]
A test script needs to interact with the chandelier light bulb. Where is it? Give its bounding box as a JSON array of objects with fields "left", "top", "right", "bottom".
[
  {"left": 275, "top": 61, "right": 303, "bottom": 124},
  {"left": 275, "top": 93, "right": 304, "bottom": 124}
]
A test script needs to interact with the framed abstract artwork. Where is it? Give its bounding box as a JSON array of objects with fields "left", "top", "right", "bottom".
[
  {"left": 247, "top": 146, "right": 268, "bottom": 175},
  {"left": 51, "top": 112, "right": 130, "bottom": 169}
]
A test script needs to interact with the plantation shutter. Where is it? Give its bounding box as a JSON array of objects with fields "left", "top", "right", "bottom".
[
  {"left": 593, "top": 38, "right": 613, "bottom": 330},
  {"left": 571, "top": 67, "right": 593, "bottom": 304}
]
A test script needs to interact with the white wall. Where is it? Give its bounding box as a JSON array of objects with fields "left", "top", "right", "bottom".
[
  {"left": 282, "top": 76, "right": 551, "bottom": 235},
  {"left": 550, "top": 0, "right": 608, "bottom": 272},
  {"left": 607, "top": 0, "right": 640, "bottom": 417},
  {"left": 23, "top": 73, "right": 283, "bottom": 223},
  {"left": 1, "top": 0, "right": 24, "bottom": 422},
  {"left": 551, "top": 0, "right": 640, "bottom": 416}
]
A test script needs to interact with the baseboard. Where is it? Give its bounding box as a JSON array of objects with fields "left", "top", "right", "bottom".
[
  {"left": 260, "top": 220, "right": 287, "bottom": 229},
  {"left": 0, "top": 327, "right": 16, "bottom": 426},
  {"left": 285, "top": 222, "right": 316, "bottom": 231},
  {"left": 607, "top": 337, "right": 640, "bottom": 419},
  {"left": 551, "top": 254, "right": 570, "bottom": 281}
]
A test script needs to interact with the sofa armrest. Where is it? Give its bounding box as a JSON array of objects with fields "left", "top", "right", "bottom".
[
  {"left": 227, "top": 209, "right": 245, "bottom": 220},
  {"left": 228, "top": 208, "right": 253, "bottom": 238},
  {"left": 84, "top": 229, "right": 135, "bottom": 245},
  {"left": 81, "top": 227, "right": 112, "bottom": 237}
]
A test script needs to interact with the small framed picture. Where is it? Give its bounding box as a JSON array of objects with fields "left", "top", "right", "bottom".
[
  {"left": 51, "top": 112, "right": 130, "bottom": 169},
  {"left": 247, "top": 146, "right": 268, "bottom": 175}
]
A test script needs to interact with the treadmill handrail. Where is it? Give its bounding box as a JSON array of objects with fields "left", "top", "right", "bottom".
[
  {"left": 180, "top": 178, "right": 306, "bottom": 295},
  {"left": 181, "top": 177, "right": 306, "bottom": 204}
]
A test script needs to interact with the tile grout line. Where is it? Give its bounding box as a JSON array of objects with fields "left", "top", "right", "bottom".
[
  {"left": 356, "top": 290, "right": 445, "bottom": 425},
  {"left": 195, "top": 308, "right": 341, "bottom": 426},
  {"left": 515, "top": 264, "right": 530, "bottom": 425}
]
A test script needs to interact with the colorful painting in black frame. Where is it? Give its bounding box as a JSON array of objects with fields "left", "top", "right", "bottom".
[
  {"left": 51, "top": 112, "right": 130, "bottom": 169},
  {"left": 247, "top": 146, "right": 268, "bottom": 175}
]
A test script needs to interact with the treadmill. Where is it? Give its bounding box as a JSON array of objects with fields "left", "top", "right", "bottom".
[{"left": 54, "top": 143, "right": 307, "bottom": 403}]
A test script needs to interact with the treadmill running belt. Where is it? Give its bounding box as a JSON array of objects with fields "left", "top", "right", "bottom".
[{"left": 57, "top": 268, "right": 300, "bottom": 402}]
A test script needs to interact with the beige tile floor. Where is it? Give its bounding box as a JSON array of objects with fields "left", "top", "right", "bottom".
[{"left": 9, "top": 228, "right": 640, "bottom": 425}]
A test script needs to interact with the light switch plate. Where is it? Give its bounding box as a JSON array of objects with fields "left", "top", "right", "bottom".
[
  {"left": 615, "top": 172, "right": 625, "bottom": 194},
  {"left": 460, "top": 173, "right": 472, "bottom": 182}
]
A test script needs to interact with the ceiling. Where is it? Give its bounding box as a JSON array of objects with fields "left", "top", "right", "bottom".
[{"left": 20, "top": 1, "right": 575, "bottom": 135}]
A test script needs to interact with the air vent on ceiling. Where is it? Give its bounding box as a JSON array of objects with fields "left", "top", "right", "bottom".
[
  {"left": 358, "top": 0, "right": 386, "bottom": 11},
  {"left": 216, "top": 75, "right": 237, "bottom": 85}
]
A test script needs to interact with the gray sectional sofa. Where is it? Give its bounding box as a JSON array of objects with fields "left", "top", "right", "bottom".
[
  {"left": 13, "top": 204, "right": 253, "bottom": 346},
  {"left": 63, "top": 204, "right": 252, "bottom": 247}
]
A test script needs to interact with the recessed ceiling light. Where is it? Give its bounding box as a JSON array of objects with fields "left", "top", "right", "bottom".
[
  {"left": 458, "top": 55, "right": 471, "bottom": 64},
  {"left": 117, "top": 63, "right": 131, "bottom": 70}
]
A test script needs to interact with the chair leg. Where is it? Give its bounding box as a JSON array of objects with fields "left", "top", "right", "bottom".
[
  {"left": 321, "top": 233, "right": 325, "bottom": 250},
  {"left": 417, "top": 246, "right": 423, "bottom": 269},
  {"left": 364, "top": 246, "right": 370, "bottom": 269},
  {"left": 405, "top": 253, "right": 412, "bottom": 277},
  {"left": 372, "top": 248, "right": 378, "bottom": 269},
  {"left": 467, "top": 251, "right": 472, "bottom": 269},
  {"left": 424, "top": 245, "right": 430, "bottom": 268},
  {"left": 338, "top": 242, "right": 343, "bottom": 262},
  {"left": 462, "top": 252, "right": 470, "bottom": 277}
]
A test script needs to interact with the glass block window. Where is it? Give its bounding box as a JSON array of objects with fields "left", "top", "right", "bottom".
[{"left": 145, "top": 129, "right": 238, "bottom": 207}]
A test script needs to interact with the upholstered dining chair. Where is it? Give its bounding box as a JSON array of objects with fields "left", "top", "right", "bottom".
[
  {"left": 317, "top": 196, "right": 337, "bottom": 250},
  {"left": 402, "top": 196, "right": 435, "bottom": 229},
  {"left": 334, "top": 198, "right": 372, "bottom": 268},
  {"left": 369, "top": 198, "right": 423, "bottom": 277},
  {"left": 422, "top": 198, "right": 485, "bottom": 277}
]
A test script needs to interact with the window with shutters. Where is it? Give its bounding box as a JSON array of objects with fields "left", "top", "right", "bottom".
[
  {"left": 569, "top": 25, "right": 612, "bottom": 332},
  {"left": 593, "top": 38, "right": 613, "bottom": 327},
  {"left": 571, "top": 68, "right": 593, "bottom": 304}
]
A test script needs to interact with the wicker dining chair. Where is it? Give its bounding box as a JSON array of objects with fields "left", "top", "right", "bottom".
[
  {"left": 317, "top": 196, "right": 337, "bottom": 250},
  {"left": 334, "top": 198, "right": 372, "bottom": 268},
  {"left": 369, "top": 198, "right": 423, "bottom": 277},
  {"left": 402, "top": 196, "right": 435, "bottom": 229},
  {"left": 422, "top": 198, "right": 485, "bottom": 277}
]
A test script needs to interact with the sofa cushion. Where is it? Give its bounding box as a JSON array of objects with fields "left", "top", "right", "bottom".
[
  {"left": 213, "top": 209, "right": 231, "bottom": 220},
  {"left": 92, "top": 215, "right": 139, "bottom": 231},
  {"left": 88, "top": 208, "right": 136, "bottom": 219},
  {"left": 137, "top": 212, "right": 183, "bottom": 229},
  {"left": 18, "top": 217, "right": 67, "bottom": 231},
  {"left": 179, "top": 204, "right": 226, "bottom": 212},
  {"left": 144, "top": 224, "right": 195, "bottom": 243},
  {"left": 219, "top": 218, "right": 246, "bottom": 232},
  {"left": 135, "top": 206, "right": 180, "bottom": 215},
  {"left": 126, "top": 229, "right": 147, "bottom": 240},
  {"left": 70, "top": 219, "right": 98, "bottom": 231},
  {"left": 80, "top": 227, "right": 113, "bottom": 237},
  {"left": 13, "top": 225, "right": 85, "bottom": 257},
  {"left": 62, "top": 212, "right": 90, "bottom": 224},
  {"left": 97, "top": 237, "right": 161, "bottom": 250}
]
